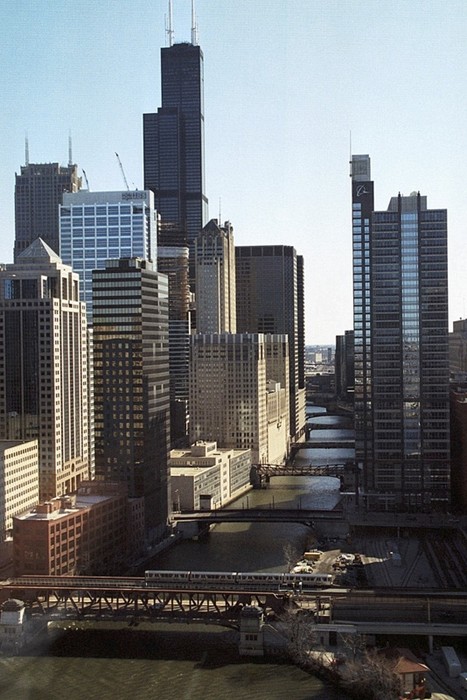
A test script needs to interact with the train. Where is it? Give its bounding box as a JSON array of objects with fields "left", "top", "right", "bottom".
[{"left": 144, "top": 570, "right": 334, "bottom": 590}]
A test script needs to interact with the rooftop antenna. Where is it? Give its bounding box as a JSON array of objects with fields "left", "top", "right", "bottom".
[
  {"left": 25, "top": 133, "right": 29, "bottom": 166},
  {"left": 218, "top": 197, "right": 222, "bottom": 225},
  {"left": 68, "top": 131, "right": 73, "bottom": 166},
  {"left": 191, "top": 0, "right": 199, "bottom": 45},
  {"left": 166, "top": 0, "right": 174, "bottom": 47},
  {"left": 349, "top": 130, "right": 352, "bottom": 177}
]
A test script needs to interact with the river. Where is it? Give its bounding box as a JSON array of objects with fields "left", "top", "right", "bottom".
[{"left": 0, "top": 407, "right": 353, "bottom": 700}]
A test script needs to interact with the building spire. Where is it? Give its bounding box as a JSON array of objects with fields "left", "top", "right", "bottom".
[
  {"left": 68, "top": 131, "right": 73, "bottom": 166},
  {"left": 166, "top": 0, "right": 174, "bottom": 47},
  {"left": 25, "top": 133, "right": 29, "bottom": 166},
  {"left": 191, "top": 0, "right": 199, "bottom": 45}
]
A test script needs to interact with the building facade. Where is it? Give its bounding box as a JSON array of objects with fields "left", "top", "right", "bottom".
[
  {"left": 157, "top": 241, "right": 191, "bottom": 444},
  {"left": 0, "top": 440, "right": 39, "bottom": 567},
  {"left": 190, "top": 333, "right": 289, "bottom": 464},
  {"left": 13, "top": 481, "right": 129, "bottom": 576},
  {"left": 169, "top": 441, "right": 251, "bottom": 511},
  {"left": 92, "top": 258, "right": 170, "bottom": 532},
  {"left": 59, "top": 190, "right": 157, "bottom": 320},
  {"left": 449, "top": 318, "right": 467, "bottom": 380},
  {"left": 195, "top": 219, "right": 236, "bottom": 334},
  {"left": 236, "top": 245, "right": 306, "bottom": 443},
  {"left": 14, "top": 162, "right": 81, "bottom": 261},
  {"left": 143, "top": 41, "right": 208, "bottom": 286},
  {"left": 351, "top": 154, "right": 450, "bottom": 510},
  {"left": 0, "top": 239, "right": 92, "bottom": 501}
]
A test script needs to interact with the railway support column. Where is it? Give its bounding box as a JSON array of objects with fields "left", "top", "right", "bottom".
[
  {"left": 428, "top": 635, "right": 433, "bottom": 654},
  {"left": 239, "top": 605, "right": 265, "bottom": 656}
]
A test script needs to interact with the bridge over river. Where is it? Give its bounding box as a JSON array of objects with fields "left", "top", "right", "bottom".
[{"left": 1, "top": 577, "right": 466, "bottom": 649}]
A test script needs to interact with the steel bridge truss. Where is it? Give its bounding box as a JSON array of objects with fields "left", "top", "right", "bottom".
[{"left": 3, "top": 584, "right": 288, "bottom": 625}]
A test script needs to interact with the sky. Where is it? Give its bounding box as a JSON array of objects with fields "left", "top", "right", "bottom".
[{"left": 1, "top": 0, "right": 467, "bottom": 344}]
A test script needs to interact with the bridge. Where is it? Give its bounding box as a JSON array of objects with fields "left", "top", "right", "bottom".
[
  {"left": 251, "top": 462, "right": 351, "bottom": 480},
  {"left": 0, "top": 575, "right": 291, "bottom": 626},
  {"left": 2, "top": 576, "right": 467, "bottom": 642},
  {"left": 172, "top": 507, "right": 345, "bottom": 526}
]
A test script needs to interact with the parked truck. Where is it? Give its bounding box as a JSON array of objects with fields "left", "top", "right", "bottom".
[{"left": 441, "top": 646, "right": 461, "bottom": 678}]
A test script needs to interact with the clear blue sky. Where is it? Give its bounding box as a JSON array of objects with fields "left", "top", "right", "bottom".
[{"left": 1, "top": 0, "right": 466, "bottom": 343}]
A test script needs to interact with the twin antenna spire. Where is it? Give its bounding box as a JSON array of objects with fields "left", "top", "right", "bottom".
[
  {"left": 166, "top": 0, "right": 198, "bottom": 47},
  {"left": 24, "top": 133, "right": 74, "bottom": 167}
]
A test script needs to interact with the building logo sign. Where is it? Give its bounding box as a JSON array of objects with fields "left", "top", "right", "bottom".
[{"left": 121, "top": 191, "right": 147, "bottom": 201}]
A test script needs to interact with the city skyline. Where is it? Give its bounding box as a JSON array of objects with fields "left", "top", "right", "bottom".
[{"left": 1, "top": 0, "right": 467, "bottom": 343}]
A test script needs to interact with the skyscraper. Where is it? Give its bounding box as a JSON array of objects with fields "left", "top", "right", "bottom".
[
  {"left": 14, "top": 162, "right": 81, "bottom": 261},
  {"left": 351, "top": 155, "right": 450, "bottom": 510},
  {"left": 157, "top": 233, "right": 191, "bottom": 445},
  {"left": 143, "top": 39, "right": 208, "bottom": 285},
  {"left": 236, "top": 245, "right": 306, "bottom": 443},
  {"left": 92, "top": 258, "right": 170, "bottom": 532},
  {"left": 59, "top": 190, "right": 157, "bottom": 320},
  {"left": 190, "top": 333, "right": 289, "bottom": 464},
  {"left": 195, "top": 219, "right": 236, "bottom": 334},
  {"left": 0, "top": 239, "right": 92, "bottom": 501}
]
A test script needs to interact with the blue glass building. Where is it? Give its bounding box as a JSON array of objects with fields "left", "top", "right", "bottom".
[
  {"left": 351, "top": 155, "right": 450, "bottom": 511},
  {"left": 59, "top": 190, "right": 157, "bottom": 320}
]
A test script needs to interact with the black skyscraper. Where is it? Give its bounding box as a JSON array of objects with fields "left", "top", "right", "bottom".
[
  {"left": 144, "top": 42, "right": 208, "bottom": 286},
  {"left": 351, "top": 155, "right": 450, "bottom": 511},
  {"left": 14, "top": 162, "right": 81, "bottom": 261}
]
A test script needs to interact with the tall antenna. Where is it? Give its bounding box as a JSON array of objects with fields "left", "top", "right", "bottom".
[
  {"left": 68, "top": 131, "right": 73, "bottom": 166},
  {"left": 191, "top": 0, "right": 199, "bottom": 45},
  {"left": 166, "top": 0, "right": 174, "bottom": 47},
  {"left": 218, "top": 197, "right": 222, "bottom": 225},
  {"left": 349, "top": 130, "right": 352, "bottom": 177},
  {"left": 25, "top": 133, "right": 29, "bottom": 166}
]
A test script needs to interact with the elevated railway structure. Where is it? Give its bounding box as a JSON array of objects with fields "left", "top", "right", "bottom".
[{"left": 1, "top": 576, "right": 467, "bottom": 639}]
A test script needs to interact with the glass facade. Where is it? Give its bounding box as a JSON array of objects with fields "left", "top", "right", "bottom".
[
  {"left": 92, "top": 258, "right": 170, "bottom": 530},
  {"left": 59, "top": 191, "right": 156, "bottom": 321},
  {"left": 352, "top": 156, "right": 450, "bottom": 510},
  {"left": 235, "top": 245, "right": 306, "bottom": 442},
  {"left": 143, "top": 43, "right": 208, "bottom": 288}
]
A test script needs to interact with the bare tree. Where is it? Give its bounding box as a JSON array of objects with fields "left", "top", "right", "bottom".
[
  {"left": 280, "top": 607, "right": 320, "bottom": 668},
  {"left": 283, "top": 543, "right": 301, "bottom": 572},
  {"left": 340, "top": 648, "right": 402, "bottom": 699}
]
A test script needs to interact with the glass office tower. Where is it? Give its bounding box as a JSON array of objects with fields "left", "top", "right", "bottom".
[
  {"left": 143, "top": 42, "right": 208, "bottom": 286},
  {"left": 92, "top": 258, "right": 170, "bottom": 532},
  {"left": 235, "top": 245, "right": 306, "bottom": 444},
  {"left": 59, "top": 190, "right": 157, "bottom": 321},
  {"left": 351, "top": 155, "right": 450, "bottom": 511}
]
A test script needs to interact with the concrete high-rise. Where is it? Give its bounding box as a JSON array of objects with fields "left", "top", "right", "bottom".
[
  {"left": 351, "top": 154, "right": 450, "bottom": 510},
  {"left": 92, "top": 258, "right": 170, "bottom": 532},
  {"left": 236, "top": 245, "right": 306, "bottom": 443},
  {"left": 14, "top": 162, "right": 81, "bottom": 261},
  {"left": 143, "top": 40, "right": 208, "bottom": 286},
  {"left": 0, "top": 239, "right": 92, "bottom": 501},
  {"left": 60, "top": 190, "right": 157, "bottom": 321},
  {"left": 190, "top": 333, "right": 289, "bottom": 464},
  {"left": 196, "top": 219, "right": 236, "bottom": 334}
]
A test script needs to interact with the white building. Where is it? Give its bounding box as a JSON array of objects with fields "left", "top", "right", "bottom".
[
  {"left": 59, "top": 190, "right": 157, "bottom": 320},
  {"left": 169, "top": 441, "right": 251, "bottom": 510},
  {"left": 0, "top": 240, "right": 92, "bottom": 501},
  {"left": 0, "top": 440, "right": 39, "bottom": 568}
]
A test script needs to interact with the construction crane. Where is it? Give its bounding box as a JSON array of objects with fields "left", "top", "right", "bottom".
[
  {"left": 82, "top": 169, "right": 90, "bottom": 190},
  {"left": 115, "top": 152, "right": 129, "bottom": 191}
]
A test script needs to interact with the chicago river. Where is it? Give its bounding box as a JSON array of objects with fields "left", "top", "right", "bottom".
[{"left": 0, "top": 409, "right": 352, "bottom": 700}]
